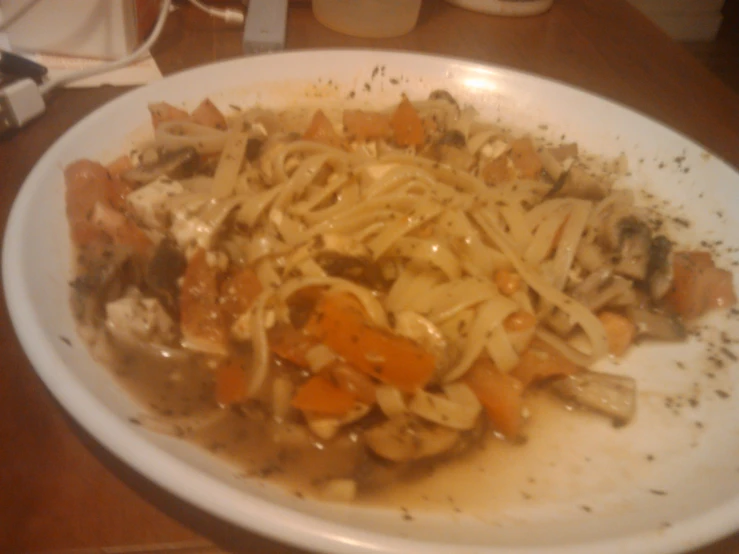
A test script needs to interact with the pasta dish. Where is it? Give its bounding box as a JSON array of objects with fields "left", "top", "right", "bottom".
[{"left": 65, "top": 92, "right": 736, "bottom": 501}]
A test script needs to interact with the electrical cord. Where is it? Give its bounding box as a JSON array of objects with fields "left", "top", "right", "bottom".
[
  {"left": 187, "top": 0, "right": 244, "bottom": 24},
  {"left": 0, "top": 0, "right": 172, "bottom": 133},
  {"left": 38, "top": 0, "right": 172, "bottom": 96}
]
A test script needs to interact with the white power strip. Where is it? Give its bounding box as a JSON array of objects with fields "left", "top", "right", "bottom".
[{"left": 243, "top": 0, "right": 288, "bottom": 54}]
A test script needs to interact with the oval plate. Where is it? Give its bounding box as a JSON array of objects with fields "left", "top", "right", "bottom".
[{"left": 4, "top": 50, "right": 739, "bottom": 554}]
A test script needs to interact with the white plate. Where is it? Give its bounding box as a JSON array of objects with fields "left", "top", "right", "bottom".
[{"left": 4, "top": 50, "right": 739, "bottom": 554}]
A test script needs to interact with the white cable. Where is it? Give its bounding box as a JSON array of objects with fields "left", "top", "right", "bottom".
[
  {"left": 188, "top": 0, "right": 245, "bottom": 24},
  {"left": 38, "top": 0, "right": 172, "bottom": 96}
]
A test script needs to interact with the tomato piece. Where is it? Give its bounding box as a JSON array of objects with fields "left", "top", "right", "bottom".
[{"left": 665, "top": 251, "right": 737, "bottom": 319}]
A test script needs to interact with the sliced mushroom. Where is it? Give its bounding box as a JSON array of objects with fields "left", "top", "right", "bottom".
[
  {"left": 603, "top": 215, "right": 653, "bottom": 281},
  {"left": 625, "top": 306, "right": 686, "bottom": 341},
  {"left": 646, "top": 235, "right": 673, "bottom": 300},
  {"left": 245, "top": 137, "right": 264, "bottom": 161},
  {"left": 313, "top": 234, "right": 388, "bottom": 290},
  {"left": 429, "top": 89, "right": 459, "bottom": 109},
  {"left": 437, "top": 129, "right": 466, "bottom": 148},
  {"left": 556, "top": 166, "right": 610, "bottom": 200},
  {"left": 123, "top": 147, "right": 199, "bottom": 184},
  {"left": 145, "top": 238, "right": 187, "bottom": 314},
  {"left": 70, "top": 243, "right": 144, "bottom": 324},
  {"left": 315, "top": 252, "right": 387, "bottom": 290},
  {"left": 364, "top": 416, "right": 459, "bottom": 462},
  {"left": 550, "top": 370, "right": 637, "bottom": 426}
]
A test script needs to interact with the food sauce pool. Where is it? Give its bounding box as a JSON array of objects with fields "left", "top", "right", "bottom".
[{"left": 113, "top": 346, "right": 662, "bottom": 518}]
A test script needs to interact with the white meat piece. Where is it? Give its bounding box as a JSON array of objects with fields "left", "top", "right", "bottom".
[
  {"left": 169, "top": 196, "right": 217, "bottom": 251},
  {"left": 125, "top": 177, "right": 184, "bottom": 231},
  {"left": 105, "top": 289, "right": 176, "bottom": 345}
]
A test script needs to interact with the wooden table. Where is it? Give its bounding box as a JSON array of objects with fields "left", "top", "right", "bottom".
[{"left": 1, "top": 1, "right": 738, "bottom": 552}]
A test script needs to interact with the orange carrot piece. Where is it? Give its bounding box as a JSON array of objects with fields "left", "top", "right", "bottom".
[
  {"left": 509, "top": 137, "right": 542, "bottom": 178},
  {"left": 303, "top": 109, "right": 342, "bottom": 147},
  {"left": 180, "top": 249, "right": 229, "bottom": 355},
  {"left": 148, "top": 102, "right": 190, "bottom": 129},
  {"left": 343, "top": 109, "right": 392, "bottom": 141},
  {"left": 390, "top": 96, "right": 425, "bottom": 148},
  {"left": 268, "top": 323, "right": 318, "bottom": 367},
  {"left": 598, "top": 311, "right": 636, "bottom": 357},
  {"left": 190, "top": 98, "right": 228, "bottom": 130},
  {"left": 305, "top": 292, "right": 435, "bottom": 392},
  {"left": 465, "top": 358, "right": 524, "bottom": 439},
  {"left": 219, "top": 267, "right": 263, "bottom": 323},
  {"left": 665, "top": 251, "right": 737, "bottom": 319},
  {"left": 215, "top": 362, "right": 248, "bottom": 406},
  {"left": 291, "top": 375, "right": 356, "bottom": 416},
  {"left": 509, "top": 339, "right": 579, "bottom": 387}
]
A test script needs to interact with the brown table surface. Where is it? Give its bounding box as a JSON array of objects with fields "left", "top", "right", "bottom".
[{"left": 2, "top": 1, "right": 739, "bottom": 553}]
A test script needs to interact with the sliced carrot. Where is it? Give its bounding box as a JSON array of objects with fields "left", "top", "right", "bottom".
[
  {"left": 215, "top": 362, "right": 248, "bottom": 406},
  {"left": 509, "top": 137, "right": 542, "bottom": 178},
  {"left": 343, "top": 109, "right": 392, "bottom": 141},
  {"left": 148, "top": 102, "right": 190, "bottom": 129},
  {"left": 509, "top": 339, "right": 579, "bottom": 387},
  {"left": 291, "top": 375, "right": 356, "bottom": 416},
  {"left": 598, "top": 311, "right": 636, "bottom": 357},
  {"left": 190, "top": 98, "right": 227, "bottom": 130},
  {"left": 390, "top": 96, "right": 425, "bottom": 148},
  {"left": 465, "top": 358, "right": 524, "bottom": 439},
  {"left": 481, "top": 155, "right": 511, "bottom": 185},
  {"left": 305, "top": 292, "right": 435, "bottom": 392},
  {"left": 665, "top": 251, "right": 737, "bottom": 319},
  {"left": 219, "top": 267, "right": 263, "bottom": 323},
  {"left": 268, "top": 323, "right": 318, "bottom": 367},
  {"left": 503, "top": 310, "right": 537, "bottom": 332},
  {"left": 303, "top": 109, "right": 342, "bottom": 147},
  {"left": 180, "top": 248, "right": 229, "bottom": 355}
]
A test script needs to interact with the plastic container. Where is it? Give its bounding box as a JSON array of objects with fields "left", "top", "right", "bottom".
[
  {"left": 312, "top": 0, "right": 423, "bottom": 38},
  {"left": 444, "top": 0, "right": 553, "bottom": 16}
]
